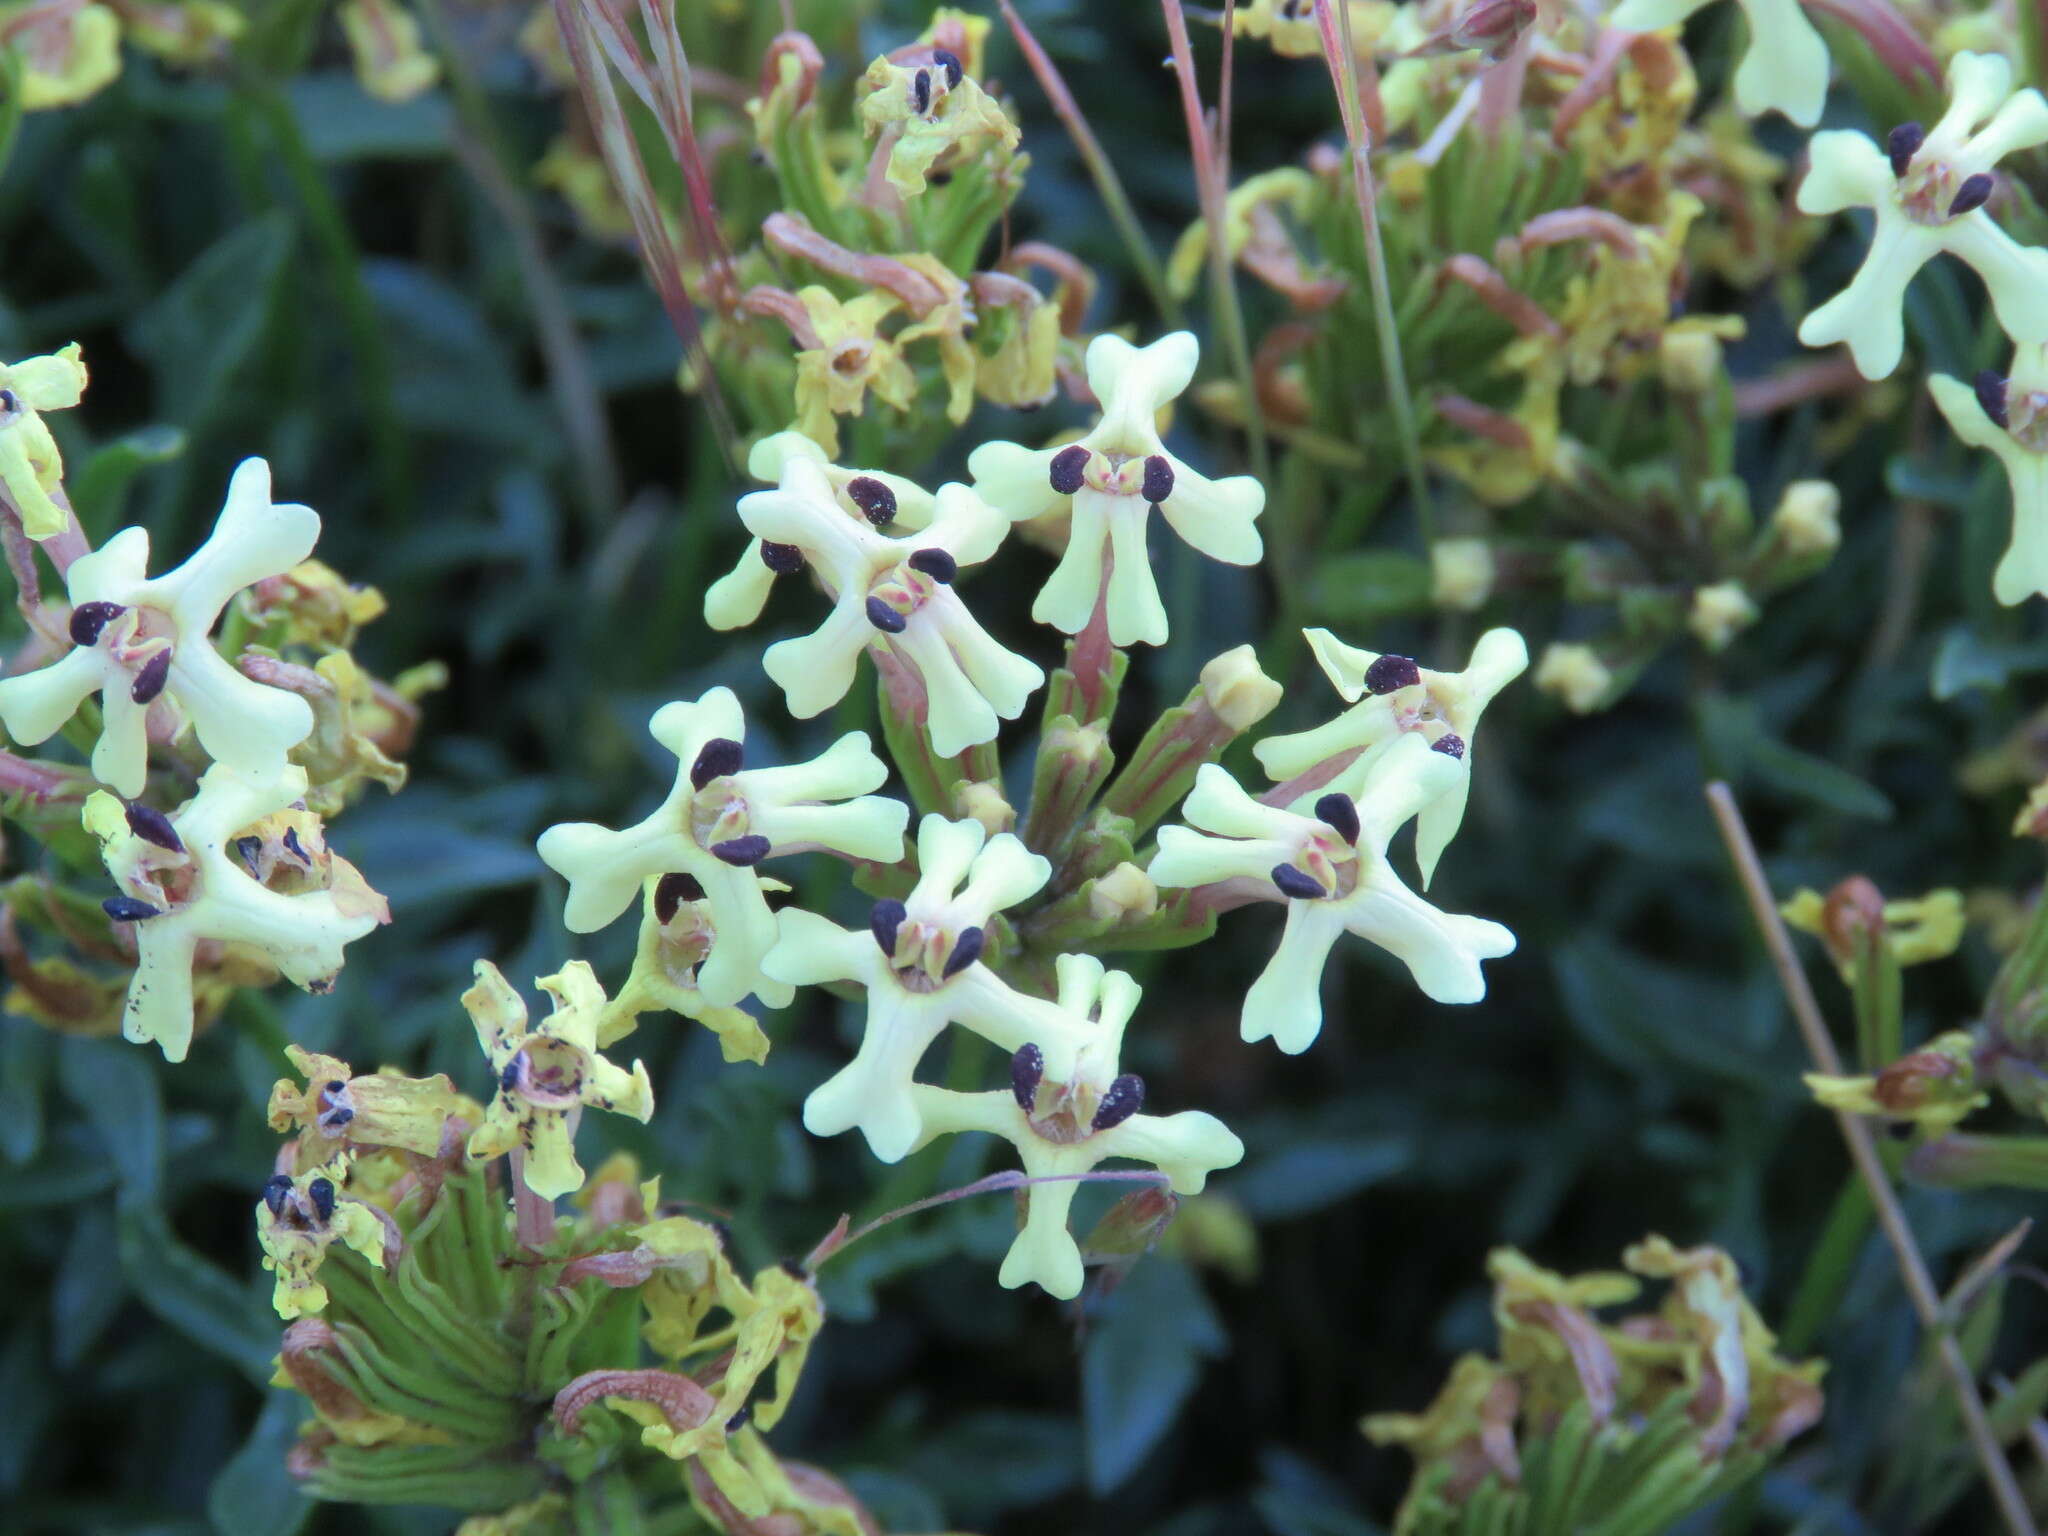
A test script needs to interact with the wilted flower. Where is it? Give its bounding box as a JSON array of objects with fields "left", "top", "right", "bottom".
[
  {"left": 1797, "top": 52, "right": 2048, "bottom": 381},
  {"left": 267, "top": 1043, "right": 460, "bottom": 1166},
  {"left": 1806, "top": 1030, "right": 1987, "bottom": 1137},
  {"left": 0, "top": 343, "right": 87, "bottom": 537},
  {"left": 856, "top": 38, "right": 1019, "bottom": 197},
  {"left": 1780, "top": 882, "right": 1964, "bottom": 976},
  {"left": 257, "top": 1160, "right": 391, "bottom": 1319},
  {"left": 1150, "top": 738, "right": 1517, "bottom": 1053},
  {"left": 1609, "top": 0, "right": 1829, "bottom": 126},
  {"left": 765, "top": 814, "right": 1088, "bottom": 1162},
  {"left": 730, "top": 455, "right": 1042, "bottom": 757},
  {"left": 0, "top": 458, "right": 320, "bottom": 797},
  {"left": 463, "top": 959, "right": 655, "bottom": 1202},
  {"left": 83, "top": 764, "right": 387, "bottom": 1062},
  {"left": 785, "top": 289, "right": 914, "bottom": 458},
  {"left": 968, "top": 332, "right": 1265, "bottom": 647},
  {"left": 599, "top": 874, "right": 774, "bottom": 1066},
  {"left": 537, "top": 687, "right": 907, "bottom": 1008},
  {"left": 0, "top": 1, "right": 120, "bottom": 108},
  {"left": 908, "top": 954, "right": 1244, "bottom": 1298},
  {"left": 1253, "top": 627, "right": 1527, "bottom": 886},
  {"left": 1930, "top": 344, "right": 2048, "bottom": 605}
]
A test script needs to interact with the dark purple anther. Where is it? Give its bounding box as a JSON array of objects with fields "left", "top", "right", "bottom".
[
  {"left": 307, "top": 1177, "right": 336, "bottom": 1222},
  {"left": 124, "top": 801, "right": 183, "bottom": 854},
  {"left": 235, "top": 835, "right": 262, "bottom": 874},
  {"left": 68, "top": 601, "right": 126, "bottom": 647},
  {"left": 846, "top": 477, "right": 897, "bottom": 526},
  {"left": 865, "top": 596, "right": 908, "bottom": 633},
  {"left": 942, "top": 925, "right": 984, "bottom": 977},
  {"left": 711, "top": 835, "right": 771, "bottom": 867},
  {"left": 1364, "top": 654, "right": 1421, "bottom": 695},
  {"left": 1314, "top": 792, "right": 1360, "bottom": 845},
  {"left": 690, "top": 737, "right": 744, "bottom": 790},
  {"left": 1886, "top": 121, "right": 1925, "bottom": 178},
  {"left": 262, "top": 1174, "right": 294, "bottom": 1217},
  {"left": 0, "top": 390, "right": 16, "bottom": 414},
  {"left": 760, "top": 541, "right": 805, "bottom": 574},
  {"left": 1141, "top": 454, "right": 1175, "bottom": 504},
  {"left": 1271, "top": 863, "right": 1327, "bottom": 900},
  {"left": 500, "top": 1055, "right": 523, "bottom": 1092},
  {"left": 654, "top": 871, "right": 706, "bottom": 924},
  {"left": 130, "top": 649, "right": 171, "bottom": 705},
  {"left": 726, "top": 1407, "right": 752, "bottom": 1434},
  {"left": 869, "top": 898, "right": 907, "bottom": 959},
  {"left": 1976, "top": 369, "right": 2011, "bottom": 430},
  {"left": 1432, "top": 733, "right": 1467, "bottom": 760},
  {"left": 282, "top": 826, "right": 310, "bottom": 865},
  {"left": 1950, "top": 173, "right": 1995, "bottom": 217},
  {"left": 911, "top": 68, "right": 932, "bottom": 114},
  {"left": 932, "top": 48, "right": 963, "bottom": 89},
  {"left": 1011, "top": 1043, "right": 1045, "bottom": 1112},
  {"left": 102, "top": 895, "right": 161, "bottom": 922},
  {"left": 908, "top": 548, "right": 957, "bottom": 583},
  {"left": 1048, "top": 444, "right": 1089, "bottom": 495},
  {"left": 1091, "top": 1074, "right": 1145, "bottom": 1131}
]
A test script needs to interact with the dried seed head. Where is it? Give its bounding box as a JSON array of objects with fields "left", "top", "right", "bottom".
[
  {"left": 1091, "top": 1074, "right": 1146, "bottom": 1131},
  {"left": 124, "top": 801, "right": 183, "bottom": 854},
  {"left": 654, "top": 872, "right": 706, "bottom": 924},
  {"left": 1048, "top": 444, "right": 1089, "bottom": 495},
  {"left": 908, "top": 547, "right": 957, "bottom": 584},
  {"left": 1949, "top": 173, "right": 1995, "bottom": 217},
  {"left": 1432, "top": 733, "right": 1467, "bottom": 760},
  {"left": 68, "top": 600, "right": 126, "bottom": 647},
  {"left": 869, "top": 898, "right": 907, "bottom": 959},
  {"left": 932, "top": 47, "right": 963, "bottom": 89},
  {"left": 865, "top": 595, "right": 908, "bottom": 633},
  {"left": 102, "top": 895, "right": 162, "bottom": 923},
  {"left": 710, "top": 834, "right": 771, "bottom": 867},
  {"left": 1886, "top": 121, "right": 1925, "bottom": 177},
  {"left": 1011, "top": 1042, "right": 1045, "bottom": 1112},
  {"left": 942, "top": 924, "right": 984, "bottom": 977},
  {"left": 1141, "top": 454, "right": 1175, "bottom": 504},
  {"left": 1271, "top": 863, "right": 1327, "bottom": 900},
  {"left": 263, "top": 1174, "right": 294, "bottom": 1217},
  {"left": 129, "top": 649, "right": 172, "bottom": 705},
  {"left": 1364, "top": 654, "right": 1422, "bottom": 695},
  {"left": 690, "top": 737, "right": 744, "bottom": 790},
  {"left": 760, "top": 540, "right": 805, "bottom": 574},
  {"left": 1975, "top": 369, "right": 2011, "bottom": 430},
  {"left": 307, "top": 1176, "right": 336, "bottom": 1223},
  {"left": 1314, "top": 792, "right": 1360, "bottom": 845},
  {"left": 846, "top": 476, "right": 898, "bottom": 526}
]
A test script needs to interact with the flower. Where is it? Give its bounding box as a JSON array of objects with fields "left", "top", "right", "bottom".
[
  {"left": 789, "top": 289, "right": 915, "bottom": 457},
  {"left": 968, "top": 332, "right": 1265, "bottom": 648},
  {"left": 1797, "top": 52, "right": 2048, "bottom": 381},
  {"left": 537, "top": 687, "right": 906, "bottom": 1009},
  {"left": 1533, "top": 641, "right": 1612, "bottom": 714},
  {"left": 0, "top": 343, "right": 87, "bottom": 537},
  {"left": 703, "top": 430, "right": 935, "bottom": 633},
  {"left": 257, "top": 1160, "right": 391, "bottom": 1319},
  {"left": 0, "top": 2, "right": 121, "bottom": 109},
  {"left": 267, "top": 1043, "right": 461, "bottom": 1166},
  {"left": 765, "top": 814, "right": 1089, "bottom": 1162},
  {"left": 338, "top": 0, "right": 439, "bottom": 103},
  {"left": 1431, "top": 539, "right": 1497, "bottom": 611},
  {"left": 1252, "top": 627, "right": 1527, "bottom": 886},
  {"left": 83, "top": 763, "right": 387, "bottom": 1061},
  {"left": 598, "top": 874, "right": 774, "bottom": 1065},
  {"left": 1931, "top": 343, "right": 2048, "bottom": 605},
  {"left": 856, "top": 41, "right": 1019, "bottom": 197},
  {"left": 731, "top": 455, "right": 1043, "bottom": 757},
  {"left": 0, "top": 458, "right": 320, "bottom": 797},
  {"left": 1150, "top": 737, "right": 1516, "bottom": 1053},
  {"left": 1769, "top": 480, "right": 1841, "bottom": 557},
  {"left": 1688, "top": 582, "right": 1759, "bottom": 651},
  {"left": 1780, "top": 882, "right": 1964, "bottom": 975},
  {"left": 1805, "top": 1031, "right": 1987, "bottom": 1137},
  {"left": 907, "top": 954, "right": 1244, "bottom": 1299},
  {"left": 463, "top": 959, "right": 655, "bottom": 1202},
  {"left": 1609, "top": 0, "right": 1829, "bottom": 127}
]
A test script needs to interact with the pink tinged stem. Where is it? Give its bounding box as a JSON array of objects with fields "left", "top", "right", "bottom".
[
  {"left": 508, "top": 1147, "right": 556, "bottom": 1248},
  {"left": 1801, "top": 0, "right": 1941, "bottom": 89}
]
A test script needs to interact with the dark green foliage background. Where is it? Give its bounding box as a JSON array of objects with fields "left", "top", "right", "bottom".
[{"left": 2, "top": 2, "right": 2043, "bottom": 1533}]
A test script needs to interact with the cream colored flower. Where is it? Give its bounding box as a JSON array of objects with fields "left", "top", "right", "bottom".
[
  {"left": 0, "top": 459, "right": 320, "bottom": 797},
  {"left": 1151, "top": 738, "right": 1516, "bottom": 1053},
  {"left": 537, "top": 687, "right": 907, "bottom": 1009},
  {"left": 597, "top": 874, "right": 774, "bottom": 1066},
  {"left": 731, "top": 456, "right": 1042, "bottom": 757},
  {"left": 907, "top": 954, "right": 1244, "bottom": 1299},
  {"left": 1610, "top": 0, "right": 1829, "bottom": 126},
  {"left": 464, "top": 960, "right": 655, "bottom": 1202},
  {"left": 765, "top": 814, "right": 1088, "bottom": 1162},
  {"left": 1253, "top": 627, "right": 1526, "bottom": 887},
  {"left": 1430, "top": 538, "right": 1497, "bottom": 611},
  {"left": 1689, "top": 582, "right": 1759, "bottom": 651},
  {"left": 83, "top": 764, "right": 387, "bottom": 1062},
  {"left": 1533, "top": 642, "right": 1612, "bottom": 714},
  {"left": 968, "top": 332, "right": 1265, "bottom": 648},
  {"left": 1930, "top": 342, "right": 2048, "bottom": 605},
  {"left": 1769, "top": 481, "right": 1841, "bottom": 557},
  {"left": 1798, "top": 52, "right": 2048, "bottom": 380},
  {"left": 0, "top": 343, "right": 87, "bottom": 537}
]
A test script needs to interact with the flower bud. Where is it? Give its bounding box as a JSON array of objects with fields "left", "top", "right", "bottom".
[
  {"left": 1534, "top": 643, "right": 1611, "bottom": 714},
  {"left": 1658, "top": 329, "right": 1724, "bottom": 393},
  {"left": 1199, "top": 644, "right": 1282, "bottom": 733},
  {"left": 952, "top": 778, "right": 1016, "bottom": 836},
  {"left": 1771, "top": 480, "right": 1841, "bottom": 557},
  {"left": 1087, "top": 861, "right": 1159, "bottom": 925},
  {"left": 1687, "top": 582, "right": 1759, "bottom": 652},
  {"left": 1430, "top": 538, "right": 1496, "bottom": 611}
]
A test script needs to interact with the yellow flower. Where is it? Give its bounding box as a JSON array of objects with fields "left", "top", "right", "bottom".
[
  {"left": 257, "top": 1160, "right": 391, "bottom": 1319},
  {"left": 0, "top": 343, "right": 87, "bottom": 537},
  {"left": 598, "top": 875, "right": 774, "bottom": 1065},
  {"left": 339, "top": 0, "right": 440, "bottom": 104},
  {"left": 1533, "top": 642, "right": 1613, "bottom": 715},
  {"left": 0, "top": 2, "right": 120, "bottom": 109},
  {"left": 267, "top": 1043, "right": 461, "bottom": 1165},
  {"left": 1805, "top": 1031, "right": 1987, "bottom": 1137},
  {"left": 790, "top": 289, "right": 913, "bottom": 457},
  {"left": 856, "top": 44, "right": 1019, "bottom": 198}
]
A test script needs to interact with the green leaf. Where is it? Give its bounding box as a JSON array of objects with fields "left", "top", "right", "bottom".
[
  {"left": 1300, "top": 552, "right": 1434, "bottom": 626},
  {"left": 0, "top": 1018, "right": 52, "bottom": 1166},
  {"left": 57, "top": 1036, "right": 165, "bottom": 1207},
  {"left": 52, "top": 1205, "right": 126, "bottom": 1369},
  {"left": 288, "top": 73, "right": 453, "bottom": 162},
  {"left": 1229, "top": 1137, "right": 1410, "bottom": 1221},
  {"left": 208, "top": 1391, "right": 312, "bottom": 1536},
  {"left": 67, "top": 426, "right": 188, "bottom": 531},
  {"left": 130, "top": 212, "right": 298, "bottom": 430},
  {"left": 1082, "top": 1256, "right": 1227, "bottom": 1493},
  {"left": 1929, "top": 625, "right": 2048, "bottom": 699},
  {"left": 117, "top": 1207, "right": 276, "bottom": 1381}
]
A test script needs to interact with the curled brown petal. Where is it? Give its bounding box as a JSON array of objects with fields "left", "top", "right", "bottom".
[
  {"left": 761, "top": 212, "right": 954, "bottom": 317},
  {"left": 553, "top": 1368, "right": 716, "bottom": 1436},
  {"left": 1439, "top": 254, "right": 1559, "bottom": 338},
  {"left": 1434, "top": 393, "right": 1533, "bottom": 450},
  {"left": 1001, "top": 241, "right": 1097, "bottom": 334},
  {"left": 739, "top": 285, "right": 824, "bottom": 350},
  {"left": 756, "top": 30, "right": 824, "bottom": 106},
  {"left": 1502, "top": 206, "right": 1642, "bottom": 260}
]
